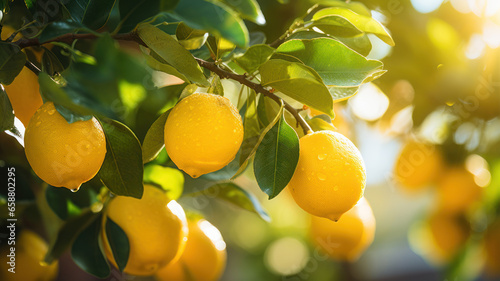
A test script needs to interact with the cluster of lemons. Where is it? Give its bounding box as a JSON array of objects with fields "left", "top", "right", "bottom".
[{"left": 394, "top": 138, "right": 499, "bottom": 274}]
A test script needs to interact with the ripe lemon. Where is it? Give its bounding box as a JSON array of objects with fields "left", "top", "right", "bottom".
[
  {"left": 310, "top": 197, "right": 375, "bottom": 261},
  {"left": 393, "top": 139, "right": 444, "bottom": 192},
  {"left": 164, "top": 93, "right": 243, "bottom": 178},
  {"left": 484, "top": 220, "right": 500, "bottom": 276},
  {"left": 413, "top": 210, "right": 470, "bottom": 265},
  {"left": 24, "top": 102, "right": 106, "bottom": 191},
  {"left": 0, "top": 230, "right": 59, "bottom": 281},
  {"left": 102, "top": 185, "right": 188, "bottom": 276},
  {"left": 156, "top": 217, "right": 227, "bottom": 281},
  {"left": 1, "top": 26, "right": 43, "bottom": 127},
  {"left": 437, "top": 166, "right": 483, "bottom": 212},
  {"left": 288, "top": 131, "right": 366, "bottom": 221}
]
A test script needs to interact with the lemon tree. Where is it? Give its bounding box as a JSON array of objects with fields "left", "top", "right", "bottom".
[{"left": 0, "top": 0, "right": 394, "bottom": 279}]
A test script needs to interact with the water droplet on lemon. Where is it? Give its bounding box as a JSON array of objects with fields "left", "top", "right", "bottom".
[{"left": 318, "top": 154, "right": 327, "bottom": 160}]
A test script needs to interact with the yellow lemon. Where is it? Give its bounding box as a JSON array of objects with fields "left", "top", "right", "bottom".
[
  {"left": 0, "top": 230, "right": 59, "bottom": 281},
  {"left": 393, "top": 139, "right": 444, "bottom": 192},
  {"left": 156, "top": 217, "right": 226, "bottom": 281},
  {"left": 164, "top": 93, "right": 243, "bottom": 178},
  {"left": 24, "top": 102, "right": 106, "bottom": 191},
  {"left": 437, "top": 166, "right": 483, "bottom": 212},
  {"left": 310, "top": 197, "right": 375, "bottom": 261},
  {"left": 288, "top": 131, "right": 366, "bottom": 221},
  {"left": 102, "top": 185, "right": 188, "bottom": 276}
]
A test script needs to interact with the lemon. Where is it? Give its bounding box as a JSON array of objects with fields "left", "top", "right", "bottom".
[
  {"left": 102, "top": 185, "right": 188, "bottom": 276},
  {"left": 0, "top": 230, "right": 59, "bottom": 281},
  {"left": 156, "top": 217, "right": 226, "bottom": 281},
  {"left": 394, "top": 139, "right": 444, "bottom": 191},
  {"left": 164, "top": 93, "right": 243, "bottom": 178},
  {"left": 310, "top": 197, "right": 375, "bottom": 261},
  {"left": 437, "top": 166, "right": 483, "bottom": 212},
  {"left": 288, "top": 131, "right": 366, "bottom": 221},
  {"left": 24, "top": 102, "right": 106, "bottom": 191}
]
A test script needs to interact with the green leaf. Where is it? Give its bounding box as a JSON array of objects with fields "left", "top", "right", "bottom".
[
  {"left": 220, "top": 0, "right": 265, "bottom": 25},
  {"left": 198, "top": 182, "right": 270, "bottom": 221},
  {"left": 328, "top": 86, "right": 359, "bottom": 102},
  {"left": 98, "top": 119, "right": 144, "bottom": 198},
  {"left": 44, "top": 210, "right": 97, "bottom": 264},
  {"left": 41, "top": 49, "right": 65, "bottom": 75},
  {"left": 144, "top": 53, "right": 190, "bottom": 83},
  {"left": 0, "top": 42, "right": 26, "bottom": 85},
  {"left": 259, "top": 59, "right": 334, "bottom": 117},
  {"left": 71, "top": 215, "right": 110, "bottom": 278},
  {"left": 253, "top": 109, "right": 299, "bottom": 199},
  {"left": 137, "top": 23, "right": 209, "bottom": 86},
  {"left": 313, "top": 7, "right": 395, "bottom": 46},
  {"left": 118, "top": 0, "right": 160, "bottom": 32},
  {"left": 62, "top": 0, "right": 116, "bottom": 30},
  {"left": 172, "top": 0, "right": 249, "bottom": 47},
  {"left": 276, "top": 38, "right": 384, "bottom": 86},
  {"left": 0, "top": 88, "right": 14, "bottom": 131},
  {"left": 39, "top": 20, "right": 91, "bottom": 43},
  {"left": 144, "top": 165, "right": 184, "bottom": 200},
  {"left": 176, "top": 22, "right": 208, "bottom": 50},
  {"left": 105, "top": 217, "right": 130, "bottom": 272},
  {"left": 45, "top": 184, "right": 97, "bottom": 220},
  {"left": 207, "top": 75, "right": 224, "bottom": 96},
  {"left": 206, "top": 36, "right": 236, "bottom": 60},
  {"left": 240, "top": 89, "right": 260, "bottom": 164},
  {"left": 311, "top": 0, "right": 371, "bottom": 17},
  {"left": 307, "top": 115, "right": 336, "bottom": 132},
  {"left": 142, "top": 109, "right": 170, "bottom": 164},
  {"left": 234, "top": 44, "right": 275, "bottom": 74},
  {"left": 287, "top": 31, "right": 372, "bottom": 56},
  {"left": 310, "top": 13, "right": 362, "bottom": 38}
]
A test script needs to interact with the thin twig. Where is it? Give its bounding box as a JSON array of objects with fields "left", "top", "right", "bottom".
[{"left": 196, "top": 58, "right": 312, "bottom": 135}]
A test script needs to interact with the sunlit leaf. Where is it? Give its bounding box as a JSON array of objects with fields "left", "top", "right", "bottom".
[
  {"left": 144, "top": 165, "right": 184, "bottom": 200},
  {"left": 234, "top": 44, "right": 275, "bottom": 74},
  {"left": 142, "top": 109, "right": 170, "bottom": 164},
  {"left": 176, "top": 22, "right": 208, "bottom": 50},
  {"left": 220, "top": 0, "right": 266, "bottom": 25}
]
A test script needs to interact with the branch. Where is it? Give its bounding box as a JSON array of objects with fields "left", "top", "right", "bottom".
[
  {"left": 13, "top": 32, "right": 312, "bottom": 134},
  {"left": 196, "top": 58, "right": 312, "bottom": 135}
]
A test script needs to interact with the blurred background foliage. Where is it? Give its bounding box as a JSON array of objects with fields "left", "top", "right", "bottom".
[{"left": 1, "top": 0, "right": 500, "bottom": 280}]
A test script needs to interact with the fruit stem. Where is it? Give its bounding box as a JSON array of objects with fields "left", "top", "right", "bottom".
[{"left": 195, "top": 58, "right": 313, "bottom": 135}]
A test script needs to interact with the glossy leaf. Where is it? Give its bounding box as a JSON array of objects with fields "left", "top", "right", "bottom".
[
  {"left": 144, "top": 165, "right": 184, "bottom": 200},
  {"left": 142, "top": 109, "right": 170, "bottom": 163},
  {"left": 144, "top": 53, "right": 190, "bottom": 83},
  {"left": 105, "top": 218, "right": 130, "bottom": 272},
  {"left": 207, "top": 75, "right": 224, "bottom": 96},
  {"left": 259, "top": 59, "right": 334, "bottom": 117},
  {"left": 176, "top": 22, "right": 208, "bottom": 50},
  {"left": 234, "top": 44, "right": 275, "bottom": 74},
  {"left": 0, "top": 42, "right": 26, "bottom": 85},
  {"left": 287, "top": 31, "right": 372, "bottom": 56},
  {"left": 310, "top": 14, "right": 362, "bottom": 38},
  {"left": 206, "top": 36, "right": 236, "bottom": 60},
  {"left": 254, "top": 109, "right": 299, "bottom": 199},
  {"left": 137, "top": 24, "right": 209, "bottom": 86},
  {"left": 41, "top": 49, "right": 65, "bottom": 75},
  {"left": 199, "top": 182, "right": 270, "bottom": 221},
  {"left": 313, "top": 7, "right": 395, "bottom": 46},
  {"left": 0, "top": 88, "right": 14, "bottom": 131},
  {"left": 63, "top": 0, "right": 116, "bottom": 30},
  {"left": 71, "top": 215, "right": 110, "bottom": 278},
  {"left": 276, "top": 38, "right": 384, "bottom": 86},
  {"left": 329, "top": 86, "right": 359, "bottom": 102},
  {"left": 311, "top": 0, "right": 371, "bottom": 16},
  {"left": 307, "top": 115, "right": 336, "bottom": 132},
  {"left": 98, "top": 119, "right": 144, "bottom": 199},
  {"left": 240, "top": 89, "right": 260, "bottom": 164},
  {"left": 220, "top": 0, "right": 266, "bottom": 25},
  {"left": 172, "top": 0, "right": 249, "bottom": 47},
  {"left": 118, "top": 0, "right": 160, "bottom": 32},
  {"left": 44, "top": 210, "right": 97, "bottom": 264},
  {"left": 45, "top": 184, "right": 97, "bottom": 220}
]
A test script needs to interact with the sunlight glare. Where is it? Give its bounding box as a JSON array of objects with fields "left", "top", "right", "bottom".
[{"left": 411, "top": 0, "right": 444, "bottom": 14}]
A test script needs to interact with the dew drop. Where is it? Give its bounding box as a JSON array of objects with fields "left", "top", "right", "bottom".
[
  {"left": 307, "top": 176, "right": 312, "bottom": 181},
  {"left": 85, "top": 144, "right": 90, "bottom": 149},
  {"left": 70, "top": 188, "right": 79, "bottom": 193},
  {"left": 333, "top": 186, "right": 339, "bottom": 191},
  {"left": 317, "top": 173, "right": 326, "bottom": 181},
  {"left": 345, "top": 162, "right": 350, "bottom": 166},
  {"left": 189, "top": 106, "right": 194, "bottom": 110},
  {"left": 35, "top": 121, "right": 41, "bottom": 126},
  {"left": 300, "top": 167, "right": 305, "bottom": 171},
  {"left": 233, "top": 129, "right": 237, "bottom": 133},
  {"left": 48, "top": 109, "right": 55, "bottom": 115},
  {"left": 318, "top": 154, "right": 327, "bottom": 160}
]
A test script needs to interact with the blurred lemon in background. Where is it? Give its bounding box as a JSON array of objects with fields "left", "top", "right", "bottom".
[{"left": 437, "top": 166, "right": 483, "bottom": 212}]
